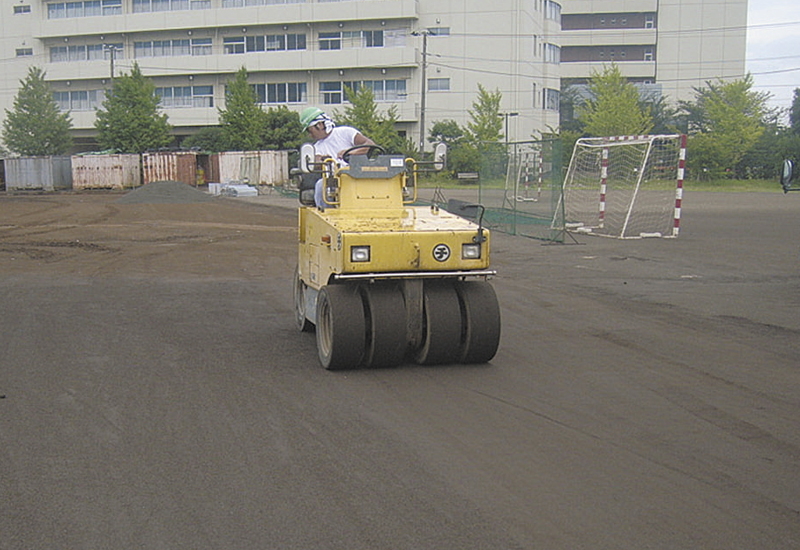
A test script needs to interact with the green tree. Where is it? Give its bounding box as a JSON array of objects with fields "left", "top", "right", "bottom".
[
  {"left": 428, "top": 119, "right": 466, "bottom": 147},
  {"left": 263, "top": 105, "right": 304, "bottom": 150},
  {"left": 678, "top": 75, "right": 770, "bottom": 179},
  {"left": 182, "top": 126, "right": 228, "bottom": 152},
  {"left": 790, "top": 88, "right": 800, "bottom": 136},
  {"left": 95, "top": 63, "right": 172, "bottom": 153},
  {"left": 335, "top": 86, "right": 403, "bottom": 153},
  {"left": 2, "top": 66, "right": 72, "bottom": 155},
  {"left": 465, "top": 84, "right": 505, "bottom": 178},
  {"left": 218, "top": 67, "right": 267, "bottom": 151},
  {"left": 580, "top": 64, "right": 653, "bottom": 137},
  {"left": 465, "top": 84, "right": 503, "bottom": 145}
]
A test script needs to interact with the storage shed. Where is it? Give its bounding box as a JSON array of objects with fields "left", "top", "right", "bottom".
[
  {"left": 212, "top": 150, "right": 290, "bottom": 187},
  {"left": 72, "top": 153, "right": 141, "bottom": 190},
  {"left": 4, "top": 156, "right": 72, "bottom": 191}
]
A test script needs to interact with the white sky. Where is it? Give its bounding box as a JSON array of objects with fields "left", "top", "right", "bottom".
[{"left": 746, "top": 0, "right": 800, "bottom": 115}]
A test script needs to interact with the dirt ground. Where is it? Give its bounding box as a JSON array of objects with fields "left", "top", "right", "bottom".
[{"left": 1, "top": 185, "right": 799, "bottom": 549}]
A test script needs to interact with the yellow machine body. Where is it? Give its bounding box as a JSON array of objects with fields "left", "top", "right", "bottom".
[
  {"left": 293, "top": 152, "right": 500, "bottom": 370},
  {"left": 297, "top": 160, "right": 491, "bottom": 289}
]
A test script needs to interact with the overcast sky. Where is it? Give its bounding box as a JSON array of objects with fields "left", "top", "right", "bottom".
[{"left": 746, "top": 0, "right": 800, "bottom": 115}]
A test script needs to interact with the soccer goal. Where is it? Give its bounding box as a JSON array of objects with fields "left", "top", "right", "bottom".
[{"left": 560, "top": 134, "right": 686, "bottom": 239}]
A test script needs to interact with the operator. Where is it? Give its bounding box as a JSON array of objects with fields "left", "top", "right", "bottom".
[{"left": 299, "top": 107, "right": 376, "bottom": 209}]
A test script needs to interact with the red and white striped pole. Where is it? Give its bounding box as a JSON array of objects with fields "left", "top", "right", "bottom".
[
  {"left": 673, "top": 134, "right": 687, "bottom": 237},
  {"left": 599, "top": 146, "right": 609, "bottom": 228},
  {"left": 537, "top": 149, "right": 543, "bottom": 201}
]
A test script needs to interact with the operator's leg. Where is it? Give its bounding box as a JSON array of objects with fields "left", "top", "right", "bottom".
[{"left": 314, "top": 178, "right": 325, "bottom": 209}]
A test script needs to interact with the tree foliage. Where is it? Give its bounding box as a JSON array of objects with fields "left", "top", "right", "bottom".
[
  {"left": 2, "top": 66, "right": 73, "bottom": 156},
  {"left": 426, "top": 85, "right": 506, "bottom": 177},
  {"left": 94, "top": 63, "right": 172, "bottom": 153},
  {"left": 218, "top": 67, "right": 267, "bottom": 151},
  {"left": 579, "top": 64, "right": 653, "bottom": 137},
  {"left": 182, "top": 126, "right": 228, "bottom": 152},
  {"left": 790, "top": 88, "right": 800, "bottom": 136},
  {"left": 678, "top": 75, "right": 770, "bottom": 179},
  {"left": 263, "top": 105, "right": 304, "bottom": 151},
  {"left": 466, "top": 84, "right": 503, "bottom": 144},
  {"left": 335, "top": 85, "right": 404, "bottom": 153}
]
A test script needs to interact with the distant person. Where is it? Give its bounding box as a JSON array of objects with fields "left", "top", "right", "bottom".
[{"left": 299, "top": 107, "right": 376, "bottom": 209}]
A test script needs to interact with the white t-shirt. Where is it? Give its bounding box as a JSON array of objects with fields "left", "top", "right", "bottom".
[{"left": 315, "top": 126, "right": 360, "bottom": 166}]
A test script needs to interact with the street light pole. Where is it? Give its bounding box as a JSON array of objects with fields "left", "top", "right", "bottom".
[
  {"left": 500, "top": 111, "right": 519, "bottom": 146},
  {"left": 411, "top": 30, "right": 429, "bottom": 153}
]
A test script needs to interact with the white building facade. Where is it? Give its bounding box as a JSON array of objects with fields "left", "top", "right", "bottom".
[
  {"left": 560, "top": 0, "right": 748, "bottom": 102},
  {"left": 1, "top": 0, "right": 746, "bottom": 150}
]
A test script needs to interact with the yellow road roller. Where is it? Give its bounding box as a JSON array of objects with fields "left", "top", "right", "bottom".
[{"left": 293, "top": 143, "right": 500, "bottom": 369}]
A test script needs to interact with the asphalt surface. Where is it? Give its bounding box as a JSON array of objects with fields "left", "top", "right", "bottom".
[{"left": 1, "top": 187, "right": 799, "bottom": 549}]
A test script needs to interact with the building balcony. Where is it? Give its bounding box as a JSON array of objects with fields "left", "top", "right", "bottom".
[
  {"left": 33, "top": 0, "right": 419, "bottom": 40},
  {"left": 560, "top": 60, "right": 655, "bottom": 80},
  {"left": 561, "top": 0, "right": 657, "bottom": 15},
  {"left": 42, "top": 43, "right": 417, "bottom": 82},
  {"left": 560, "top": 28, "right": 656, "bottom": 47}
]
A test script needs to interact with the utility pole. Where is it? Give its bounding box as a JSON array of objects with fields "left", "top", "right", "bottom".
[
  {"left": 412, "top": 30, "right": 429, "bottom": 153},
  {"left": 105, "top": 44, "right": 116, "bottom": 82}
]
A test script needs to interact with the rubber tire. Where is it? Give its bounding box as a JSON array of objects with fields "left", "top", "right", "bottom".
[
  {"left": 414, "top": 281, "right": 463, "bottom": 365},
  {"left": 456, "top": 281, "right": 501, "bottom": 363},
  {"left": 362, "top": 284, "right": 407, "bottom": 368},
  {"left": 293, "top": 265, "right": 313, "bottom": 332},
  {"left": 316, "top": 284, "right": 366, "bottom": 370}
]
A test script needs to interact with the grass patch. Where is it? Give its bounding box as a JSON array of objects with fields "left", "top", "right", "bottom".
[{"left": 418, "top": 176, "right": 783, "bottom": 192}]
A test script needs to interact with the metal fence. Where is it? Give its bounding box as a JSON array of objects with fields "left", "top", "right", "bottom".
[{"left": 475, "top": 139, "right": 565, "bottom": 242}]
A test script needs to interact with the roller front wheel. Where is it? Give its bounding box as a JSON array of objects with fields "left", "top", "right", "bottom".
[{"left": 316, "top": 284, "right": 366, "bottom": 370}]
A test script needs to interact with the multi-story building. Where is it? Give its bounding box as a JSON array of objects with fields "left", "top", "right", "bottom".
[
  {"left": 1, "top": 0, "right": 560, "bottom": 149},
  {"left": 1, "top": 0, "right": 746, "bottom": 151},
  {"left": 560, "top": 0, "right": 748, "bottom": 103}
]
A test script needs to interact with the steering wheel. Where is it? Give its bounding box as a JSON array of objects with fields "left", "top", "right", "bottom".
[{"left": 341, "top": 144, "right": 386, "bottom": 163}]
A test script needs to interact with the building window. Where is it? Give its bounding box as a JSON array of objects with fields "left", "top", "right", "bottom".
[
  {"left": 48, "top": 0, "right": 120, "bottom": 18},
  {"left": 644, "top": 48, "right": 654, "bottom": 62},
  {"left": 135, "top": 39, "right": 189, "bottom": 57},
  {"left": 319, "top": 32, "right": 341, "bottom": 51},
  {"left": 363, "top": 30, "right": 384, "bottom": 48},
  {"left": 428, "top": 78, "right": 450, "bottom": 92},
  {"left": 133, "top": 0, "right": 208, "bottom": 11},
  {"left": 222, "top": 0, "right": 302, "bottom": 6},
  {"left": 224, "top": 37, "right": 245, "bottom": 54},
  {"left": 229, "top": 33, "right": 305, "bottom": 53},
  {"left": 343, "top": 80, "right": 406, "bottom": 101},
  {"left": 320, "top": 81, "right": 342, "bottom": 104},
  {"left": 16, "top": 48, "right": 34, "bottom": 57},
  {"left": 156, "top": 86, "right": 214, "bottom": 108},
  {"left": 267, "top": 82, "right": 307, "bottom": 103},
  {"left": 320, "top": 79, "right": 406, "bottom": 104},
  {"left": 543, "top": 43, "right": 560, "bottom": 64},
  {"left": 191, "top": 38, "right": 212, "bottom": 56},
  {"left": 54, "top": 89, "right": 105, "bottom": 111},
  {"left": 427, "top": 27, "right": 450, "bottom": 37},
  {"left": 645, "top": 15, "right": 655, "bottom": 29},
  {"left": 251, "top": 83, "right": 308, "bottom": 104},
  {"left": 14, "top": 4, "right": 32, "bottom": 13},
  {"left": 544, "top": 0, "right": 561, "bottom": 22},
  {"left": 52, "top": 42, "right": 122, "bottom": 62},
  {"left": 543, "top": 88, "right": 560, "bottom": 112}
]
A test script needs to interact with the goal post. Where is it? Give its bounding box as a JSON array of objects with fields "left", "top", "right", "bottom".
[{"left": 560, "top": 134, "right": 686, "bottom": 239}]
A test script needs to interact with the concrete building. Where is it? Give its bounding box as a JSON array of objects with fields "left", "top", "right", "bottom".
[
  {"left": 1, "top": 0, "right": 746, "bottom": 150},
  {"left": 560, "top": 0, "right": 748, "bottom": 103}
]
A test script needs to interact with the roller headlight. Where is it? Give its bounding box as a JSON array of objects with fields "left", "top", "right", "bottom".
[
  {"left": 462, "top": 243, "right": 481, "bottom": 259},
  {"left": 351, "top": 245, "right": 371, "bottom": 263}
]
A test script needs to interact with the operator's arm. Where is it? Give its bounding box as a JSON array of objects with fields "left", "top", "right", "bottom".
[{"left": 337, "top": 132, "right": 375, "bottom": 159}]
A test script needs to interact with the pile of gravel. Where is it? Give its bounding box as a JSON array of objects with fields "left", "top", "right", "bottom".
[{"left": 116, "top": 181, "right": 214, "bottom": 205}]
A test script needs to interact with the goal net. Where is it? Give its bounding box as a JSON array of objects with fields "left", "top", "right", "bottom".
[{"left": 560, "top": 134, "right": 686, "bottom": 239}]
